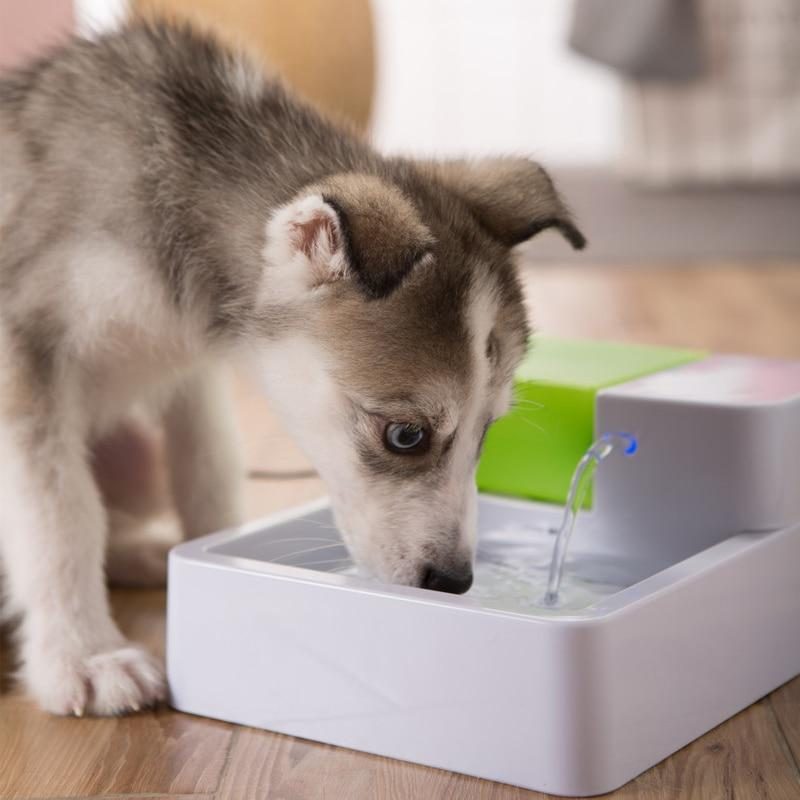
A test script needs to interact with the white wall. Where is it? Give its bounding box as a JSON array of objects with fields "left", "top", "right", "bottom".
[
  {"left": 74, "top": 0, "right": 128, "bottom": 36},
  {"left": 370, "top": 0, "right": 620, "bottom": 165}
]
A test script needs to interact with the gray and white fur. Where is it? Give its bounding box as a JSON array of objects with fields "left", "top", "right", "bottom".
[{"left": 0, "top": 21, "right": 585, "bottom": 715}]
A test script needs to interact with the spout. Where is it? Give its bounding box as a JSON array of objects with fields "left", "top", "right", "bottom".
[{"left": 541, "top": 431, "right": 638, "bottom": 607}]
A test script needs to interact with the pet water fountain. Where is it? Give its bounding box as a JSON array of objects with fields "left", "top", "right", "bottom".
[{"left": 167, "top": 340, "right": 800, "bottom": 796}]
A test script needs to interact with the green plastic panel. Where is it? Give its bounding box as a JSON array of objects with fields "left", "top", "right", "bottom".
[{"left": 476, "top": 338, "right": 705, "bottom": 505}]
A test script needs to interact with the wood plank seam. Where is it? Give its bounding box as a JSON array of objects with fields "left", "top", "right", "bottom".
[{"left": 211, "top": 727, "right": 242, "bottom": 798}]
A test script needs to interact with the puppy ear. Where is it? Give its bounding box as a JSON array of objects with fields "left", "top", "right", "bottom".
[
  {"left": 265, "top": 176, "right": 434, "bottom": 302},
  {"left": 321, "top": 174, "right": 435, "bottom": 299},
  {"left": 263, "top": 194, "right": 349, "bottom": 302},
  {"left": 422, "top": 157, "right": 586, "bottom": 250}
]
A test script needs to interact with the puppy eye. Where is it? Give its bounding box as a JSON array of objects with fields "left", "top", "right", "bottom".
[{"left": 383, "top": 422, "right": 431, "bottom": 455}]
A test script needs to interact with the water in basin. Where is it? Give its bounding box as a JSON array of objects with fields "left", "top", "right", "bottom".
[{"left": 331, "top": 519, "right": 639, "bottom": 615}]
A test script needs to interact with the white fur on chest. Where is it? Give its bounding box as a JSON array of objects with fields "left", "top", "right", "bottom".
[{"left": 62, "top": 235, "right": 206, "bottom": 431}]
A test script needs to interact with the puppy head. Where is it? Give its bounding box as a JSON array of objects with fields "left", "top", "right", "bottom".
[{"left": 258, "top": 162, "right": 583, "bottom": 592}]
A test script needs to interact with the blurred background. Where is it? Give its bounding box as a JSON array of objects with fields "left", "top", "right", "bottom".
[{"left": 2, "top": 0, "right": 799, "bottom": 265}]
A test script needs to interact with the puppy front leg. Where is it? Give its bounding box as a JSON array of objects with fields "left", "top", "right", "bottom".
[
  {"left": 164, "top": 367, "right": 245, "bottom": 539},
  {"left": 0, "top": 409, "right": 165, "bottom": 715}
]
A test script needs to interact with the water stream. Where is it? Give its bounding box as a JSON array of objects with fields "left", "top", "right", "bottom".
[{"left": 541, "top": 432, "right": 637, "bottom": 607}]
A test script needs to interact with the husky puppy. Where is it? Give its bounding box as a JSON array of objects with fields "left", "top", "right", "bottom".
[{"left": 0, "top": 22, "right": 584, "bottom": 715}]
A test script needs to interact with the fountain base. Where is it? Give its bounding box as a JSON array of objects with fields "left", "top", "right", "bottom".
[{"left": 167, "top": 494, "right": 800, "bottom": 796}]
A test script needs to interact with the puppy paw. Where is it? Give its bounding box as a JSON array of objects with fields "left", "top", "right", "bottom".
[
  {"left": 85, "top": 646, "right": 166, "bottom": 715},
  {"left": 29, "top": 644, "right": 166, "bottom": 716}
]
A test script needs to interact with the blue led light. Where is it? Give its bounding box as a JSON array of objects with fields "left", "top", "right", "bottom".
[
  {"left": 622, "top": 434, "right": 638, "bottom": 455},
  {"left": 601, "top": 431, "right": 638, "bottom": 456}
]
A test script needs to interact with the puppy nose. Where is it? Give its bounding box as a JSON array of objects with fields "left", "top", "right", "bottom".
[{"left": 421, "top": 565, "right": 474, "bottom": 594}]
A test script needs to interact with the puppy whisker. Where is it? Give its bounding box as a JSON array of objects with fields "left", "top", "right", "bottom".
[
  {"left": 513, "top": 399, "right": 546, "bottom": 410},
  {"left": 517, "top": 416, "right": 549, "bottom": 436}
]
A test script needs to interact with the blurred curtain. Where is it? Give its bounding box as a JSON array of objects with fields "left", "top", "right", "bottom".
[
  {"left": 571, "top": 0, "right": 800, "bottom": 185},
  {"left": 622, "top": 0, "right": 800, "bottom": 184},
  {"left": 570, "top": 0, "right": 704, "bottom": 81},
  {"left": 134, "top": 0, "right": 375, "bottom": 132}
]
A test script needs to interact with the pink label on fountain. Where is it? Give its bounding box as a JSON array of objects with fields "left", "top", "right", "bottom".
[{"left": 606, "top": 355, "right": 800, "bottom": 405}]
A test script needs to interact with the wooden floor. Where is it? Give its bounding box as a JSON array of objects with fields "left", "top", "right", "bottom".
[{"left": 1, "top": 262, "right": 799, "bottom": 800}]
